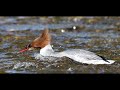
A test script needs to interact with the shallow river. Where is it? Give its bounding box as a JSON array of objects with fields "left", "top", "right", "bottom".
[{"left": 0, "top": 16, "right": 120, "bottom": 74}]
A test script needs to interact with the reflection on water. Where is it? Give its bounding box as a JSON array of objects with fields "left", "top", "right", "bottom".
[{"left": 0, "top": 16, "right": 120, "bottom": 74}]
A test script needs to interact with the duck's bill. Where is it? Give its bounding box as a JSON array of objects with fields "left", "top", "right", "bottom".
[{"left": 19, "top": 48, "right": 29, "bottom": 53}]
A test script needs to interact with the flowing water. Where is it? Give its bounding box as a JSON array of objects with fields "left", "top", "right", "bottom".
[{"left": 0, "top": 16, "right": 120, "bottom": 74}]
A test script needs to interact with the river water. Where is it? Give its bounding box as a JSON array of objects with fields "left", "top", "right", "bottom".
[{"left": 0, "top": 16, "right": 120, "bottom": 74}]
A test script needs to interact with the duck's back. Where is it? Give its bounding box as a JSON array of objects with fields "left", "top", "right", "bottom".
[
  {"left": 60, "top": 49, "right": 115, "bottom": 64},
  {"left": 62, "top": 49, "right": 102, "bottom": 60}
]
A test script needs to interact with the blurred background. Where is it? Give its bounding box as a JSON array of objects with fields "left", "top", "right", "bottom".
[{"left": 0, "top": 16, "right": 120, "bottom": 74}]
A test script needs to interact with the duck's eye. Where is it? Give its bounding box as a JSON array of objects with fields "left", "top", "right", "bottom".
[
  {"left": 25, "top": 44, "right": 31, "bottom": 48},
  {"left": 28, "top": 44, "right": 31, "bottom": 48}
]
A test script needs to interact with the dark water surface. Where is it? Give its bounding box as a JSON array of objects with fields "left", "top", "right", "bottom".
[{"left": 0, "top": 16, "right": 120, "bottom": 74}]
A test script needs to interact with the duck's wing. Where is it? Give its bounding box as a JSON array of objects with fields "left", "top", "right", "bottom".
[{"left": 62, "top": 49, "right": 115, "bottom": 64}]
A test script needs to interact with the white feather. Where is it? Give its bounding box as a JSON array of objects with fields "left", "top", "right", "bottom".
[{"left": 34, "top": 44, "right": 115, "bottom": 64}]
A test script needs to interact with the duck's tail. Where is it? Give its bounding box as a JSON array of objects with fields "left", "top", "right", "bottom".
[
  {"left": 104, "top": 60, "right": 115, "bottom": 64},
  {"left": 97, "top": 55, "right": 116, "bottom": 64},
  {"left": 83, "top": 59, "right": 115, "bottom": 65}
]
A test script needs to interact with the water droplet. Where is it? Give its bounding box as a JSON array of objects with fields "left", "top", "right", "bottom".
[
  {"left": 61, "top": 29, "right": 65, "bottom": 33},
  {"left": 73, "top": 26, "right": 76, "bottom": 30}
]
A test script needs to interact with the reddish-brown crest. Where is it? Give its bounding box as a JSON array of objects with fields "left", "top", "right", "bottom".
[{"left": 31, "top": 29, "right": 51, "bottom": 48}]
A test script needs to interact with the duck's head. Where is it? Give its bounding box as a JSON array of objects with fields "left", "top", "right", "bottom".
[{"left": 19, "top": 29, "right": 51, "bottom": 53}]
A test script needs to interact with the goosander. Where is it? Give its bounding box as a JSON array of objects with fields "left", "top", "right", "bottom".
[{"left": 19, "top": 29, "right": 115, "bottom": 64}]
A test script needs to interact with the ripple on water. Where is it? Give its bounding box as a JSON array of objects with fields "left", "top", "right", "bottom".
[
  {"left": 0, "top": 17, "right": 120, "bottom": 73},
  {"left": 12, "top": 62, "right": 38, "bottom": 70}
]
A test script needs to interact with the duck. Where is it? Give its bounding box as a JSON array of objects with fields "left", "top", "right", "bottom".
[{"left": 19, "top": 29, "right": 115, "bottom": 64}]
